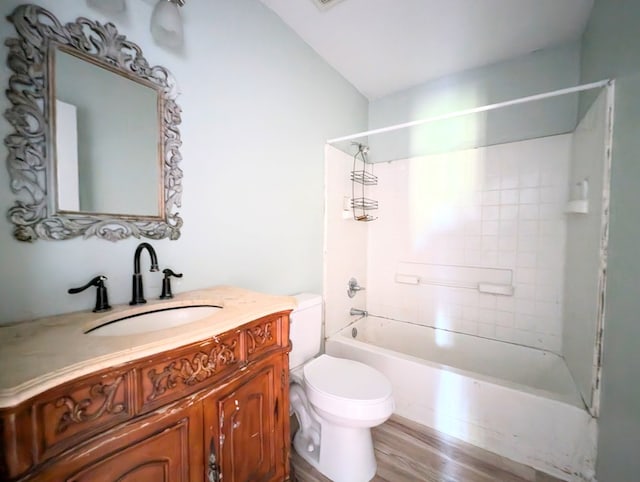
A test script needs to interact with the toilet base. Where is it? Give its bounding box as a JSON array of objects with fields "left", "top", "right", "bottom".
[{"left": 293, "top": 418, "right": 377, "bottom": 482}]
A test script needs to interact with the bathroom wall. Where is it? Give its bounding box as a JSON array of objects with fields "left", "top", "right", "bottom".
[
  {"left": 322, "top": 145, "right": 367, "bottom": 337},
  {"left": 0, "top": 0, "right": 367, "bottom": 324},
  {"left": 365, "top": 135, "right": 571, "bottom": 352},
  {"left": 579, "top": 0, "right": 640, "bottom": 479},
  {"left": 368, "top": 42, "right": 581, "bottom": 162},
  {"left": 562, "top": 88, "right": 609, "bottom": 411}
]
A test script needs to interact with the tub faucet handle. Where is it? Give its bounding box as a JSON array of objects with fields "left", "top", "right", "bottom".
[{"left": 347, "top": 277, "right": 366, "bottom": 298}]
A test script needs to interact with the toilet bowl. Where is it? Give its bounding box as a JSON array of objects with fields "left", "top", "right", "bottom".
[
  {"left": 290, "top": 355, "right": 394, "bottom": 482},
  {"left": 288, "top": 294, "right": 394, "bottom": 482}
]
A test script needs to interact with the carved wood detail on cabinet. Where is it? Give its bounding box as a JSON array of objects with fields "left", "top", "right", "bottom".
[
  {"left": 247, "top": 321, "right": 274, "bottom": 353},
  {"left": 0, "top": 310, "right": 291, "bottom": 482},
  {"left": 146, "top": 343, "right": 237, "bottom": 398},
  {"left": 245, "top": 316, "right": 281, "bottom": 361},
  {"left": 36, "top": 369, "right": 135, "bottom": 462},
  {"left": 55, "top": 375, "right": 126, "bottom": 433},
  {"left": 143, "top": 331, "right": 242, "bottom": 409}
]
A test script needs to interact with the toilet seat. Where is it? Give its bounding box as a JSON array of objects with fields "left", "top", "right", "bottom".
[{"left": 303, "top": 355, "right": 394, "bottom": 421}]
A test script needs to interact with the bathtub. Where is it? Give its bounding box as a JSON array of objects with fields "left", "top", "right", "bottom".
[{"left": 325, "top": 316, "right": 597, "bottom": 481}]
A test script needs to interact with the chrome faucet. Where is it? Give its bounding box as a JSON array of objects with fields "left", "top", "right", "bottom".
[
  {"left": 350, "top": 308, "right": 368, "bottom": 317},
  {"left": 347, "top": 277, "right": 366, "bottom": 298},
  {"left": 130, "top": 242, "right": 159, "bottom": 305}
]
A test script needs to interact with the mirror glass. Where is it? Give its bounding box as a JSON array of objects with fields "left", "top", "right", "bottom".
[{"left": 54, "top": 48, "right": 161, "bottom": 217}]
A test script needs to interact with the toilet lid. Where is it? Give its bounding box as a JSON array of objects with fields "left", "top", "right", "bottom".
[{"left": 303, "top": 354, "right": 392, "bottom": 404}]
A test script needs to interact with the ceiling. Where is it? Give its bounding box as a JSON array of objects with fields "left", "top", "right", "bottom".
[{"left": 259, "top": 0, "right": 594, "bottom": 99}]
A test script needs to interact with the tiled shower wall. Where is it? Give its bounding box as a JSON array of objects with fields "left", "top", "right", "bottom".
[{"left": 365, "top": 135, "right": 572, "bottom": 352}]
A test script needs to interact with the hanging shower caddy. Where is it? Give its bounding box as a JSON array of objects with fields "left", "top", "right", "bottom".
[{"left": 350, "top": 143, "right": 378, "bottom": 221}]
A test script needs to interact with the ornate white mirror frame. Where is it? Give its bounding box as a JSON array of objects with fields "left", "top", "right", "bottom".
[{"left": 4, "top": 4, "right": 183, "bottom": 242}]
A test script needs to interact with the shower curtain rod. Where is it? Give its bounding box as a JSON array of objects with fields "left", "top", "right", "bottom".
[{"left": 327, "top": 79, "right": 611, "bottom": 144}]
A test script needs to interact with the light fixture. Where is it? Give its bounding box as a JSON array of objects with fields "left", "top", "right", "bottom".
[
  {"left": 150, "top": 0, "right": 185, "bottom": 48},
  {"left": 86, "top": 0, "right": 126, "bottom": 14}
]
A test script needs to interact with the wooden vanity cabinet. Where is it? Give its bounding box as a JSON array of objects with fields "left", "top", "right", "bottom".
[
  {"left": 46, "top": 397, "right": 205, "bottom": 482},
  {"left": 0, "top": 311, "right": 291, "bottom": 482},
  {"left": 206, "top": 358, "right": 285, "bottom": 482}
]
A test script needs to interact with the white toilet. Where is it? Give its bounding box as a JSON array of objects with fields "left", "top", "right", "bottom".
[{"left": 289, "top": 294, "right": 394, "bottom": 482}]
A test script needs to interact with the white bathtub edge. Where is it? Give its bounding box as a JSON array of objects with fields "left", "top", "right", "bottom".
[{"left": 326, "top": 335, "right": 597, "bottom": 481}]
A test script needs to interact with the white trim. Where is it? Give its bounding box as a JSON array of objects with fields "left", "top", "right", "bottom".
[
  {"left": 589, "top": 80, "right": 616, "bottom": 418},
  {"left": 327, "top": 80, "right": 611, "bottom": 144}
]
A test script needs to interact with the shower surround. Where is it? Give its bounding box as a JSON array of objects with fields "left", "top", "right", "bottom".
[
  {"left": 365, "top": 134, "right": 571, "bottom": 353},
  {"left": 322, "top": 86, "right": 611, "bottom": 482}
]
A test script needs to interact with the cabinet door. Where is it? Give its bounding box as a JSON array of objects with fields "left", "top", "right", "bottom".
[
  {"left": 214, "top": 363, "right": 280, "bottom": 482},
  {"left": 44, "top": 399, "right": 204, "bottom": 482}
]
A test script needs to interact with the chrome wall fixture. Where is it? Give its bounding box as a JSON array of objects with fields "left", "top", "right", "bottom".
[
  {"left": 86, "top": 0, "right": 187, "bottom": 48},
  {"left": 347, "top": 278, "right": 366, "bottom": 298}
]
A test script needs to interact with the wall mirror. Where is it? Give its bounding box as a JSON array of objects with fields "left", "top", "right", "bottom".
[{"left": 4, "top": 4, "right": 183, "bottom": 241}]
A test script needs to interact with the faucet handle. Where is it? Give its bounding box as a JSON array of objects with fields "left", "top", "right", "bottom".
[
  {"left": 68, "top": 275, "right": 111, "bottom": 313},
  {"left": 160, "top": 268, "right": 183, "bottom": 299},
  {"left": 162, "top": 268, "right": 183, "bottom": 278},
  {"left": 347, "top": 277, "right": 366, "bottom": 298}
]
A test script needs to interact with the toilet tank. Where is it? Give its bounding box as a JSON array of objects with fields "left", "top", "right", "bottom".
[{"left": 289, "top": 293, "right": 323, "bottom": 370}]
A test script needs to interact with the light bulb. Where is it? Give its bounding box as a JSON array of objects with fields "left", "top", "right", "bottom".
[{"left": 151, "top": 0, "right": 183, "bottom": 48}]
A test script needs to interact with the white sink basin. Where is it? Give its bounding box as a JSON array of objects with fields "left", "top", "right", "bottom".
[{"left": 87, "top": 305, "right": 222, "bottom": 336}]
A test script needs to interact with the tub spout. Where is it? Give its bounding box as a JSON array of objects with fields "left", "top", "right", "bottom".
[{"left": 350, "top": 308, "right": 368, "bottom": 317}]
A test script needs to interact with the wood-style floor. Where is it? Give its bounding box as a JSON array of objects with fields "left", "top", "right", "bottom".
[{"left": 291, "top": 416, "right": 564, "bottom": 482}]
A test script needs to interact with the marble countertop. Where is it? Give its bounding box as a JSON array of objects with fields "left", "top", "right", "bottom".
[{"left": 0, "top": 286, "right": 296, "bottom": 408}]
